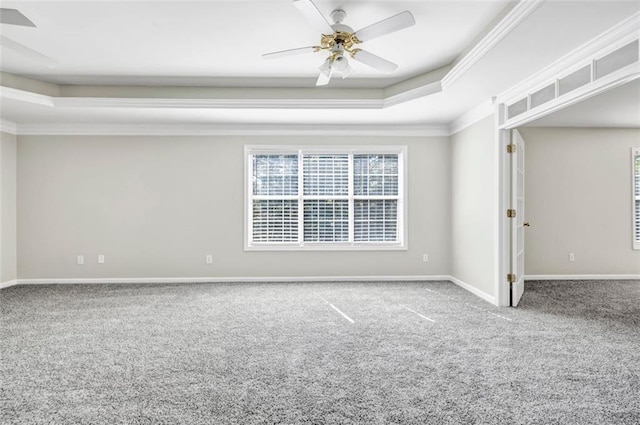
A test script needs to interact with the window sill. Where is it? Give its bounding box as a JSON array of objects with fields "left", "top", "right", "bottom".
[{"left": 245, "top": 243, "right": 407, "bottom": 252}]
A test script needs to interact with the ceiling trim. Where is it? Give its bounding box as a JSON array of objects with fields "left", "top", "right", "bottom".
[
  {"left": 449, "top": 98, "right": 495, "bottom": 135},
  {"left": 0, "top": 119, "right": 17, "bottom": 135},
  {"left": 54, "top": 97, "right": 385, "bottom": 110},
  {"left": 441, "top": 0, "right": 543, "bottom": 89},
  {"left": 0, "top": 86, "right": 54, "bottom": 107},
  {"left": 14, "top": 122, "right": 451, "bottom": 137}
]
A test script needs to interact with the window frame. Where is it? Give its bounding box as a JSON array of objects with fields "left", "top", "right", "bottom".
[
  {"left": 632, "top": 147, "right": 640, "bottom": 250},
  {"left": 244, "top": 145, "right": 407, "bottom": 251}
]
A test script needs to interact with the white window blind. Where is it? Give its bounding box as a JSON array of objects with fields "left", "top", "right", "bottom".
[
  {"left": 353, "top": 154, "right": 399, "bottom": 242},
  {"left": 251, "top": 154, "right": 298, "bottom": 243},
  {"left": 633, "top": 148, "right": 640, "bottom": 250},
  {"left": 246, "top": 146, "right": 406, "bottom": 250}
]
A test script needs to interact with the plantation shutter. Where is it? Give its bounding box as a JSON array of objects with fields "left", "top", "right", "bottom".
[
  {"left": 302, "top": 154, "right": 349, "bottom": 242},
  {"left": 353, "top": 154, "right": 399, "bottom": 242},
  {"left": 246, "top": 147, "right": 405, "bottom": 249},
  {"left": 251, "top": 154, "right": 298, "bottom": 242}
]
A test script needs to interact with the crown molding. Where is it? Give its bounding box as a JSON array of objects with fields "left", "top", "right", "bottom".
[
  {"left": 441, "top": 0, "right": 544, "bottom": 89},
  {"left": 0, "top": 119, "right": 17, "bottom": 135},
  {"left": 17, "top": 122, "right": 451, "bottom": 137},
  {"left": 449, "top": 98, "right": 495, "bottom": 135},
  {"left": 54, "top": 96, "right": 385, "bottom": 110},
  {"left": 0, "top": 86, "right": 55, "bottom": 107}
]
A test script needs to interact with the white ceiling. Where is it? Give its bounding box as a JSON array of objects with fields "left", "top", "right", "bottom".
[
  {"left": 1, "top": 0, "right": 511, "bottom": 85},
  {"left": 1, "top": 0, "right": 639, "bottom": 131}
]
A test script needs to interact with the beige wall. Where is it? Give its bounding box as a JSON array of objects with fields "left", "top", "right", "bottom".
[
  {"left": 17, "top": 135, "right": 451, "bottom": 280},
  {"left": 1, "top": 131, "right": 18, "bottom": 283},
  {"left": 520, "top": 127, "right": 640, "bottom": 276},
  {"left": 450, "top": 116, "right": 497, "bottom": 297}
]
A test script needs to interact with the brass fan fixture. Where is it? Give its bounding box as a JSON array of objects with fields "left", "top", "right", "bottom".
[{"left": 263, "top": 0, "right": 415, "bottom": 86}]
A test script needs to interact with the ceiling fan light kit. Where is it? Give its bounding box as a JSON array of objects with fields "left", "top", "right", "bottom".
[{"left": 263, "top": 0, "right": 415, "bottom": 86}]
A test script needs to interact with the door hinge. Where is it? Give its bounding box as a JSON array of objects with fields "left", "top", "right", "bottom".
[
  {"left": 507, "top": 209, "right": 516, "bottom": 218},
  {"left": 507, "top": 273, "right": 516, "bottom": 283},
  {"left": 507, "top": 144, "right": 516, "bottom": 153}
]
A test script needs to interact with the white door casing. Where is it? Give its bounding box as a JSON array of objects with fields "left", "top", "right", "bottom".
[{"left": 510, "top": 129, "right": 526, "bottom": 306}]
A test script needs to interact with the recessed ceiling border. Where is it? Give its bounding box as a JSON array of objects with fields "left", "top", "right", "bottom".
[{"left": 0, "top": 0, "right": 562, "bottom": 136}]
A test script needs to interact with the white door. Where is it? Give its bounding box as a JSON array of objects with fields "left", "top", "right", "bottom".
[{"left": 510, "top": 129, "right": 526, "bottom": 306}]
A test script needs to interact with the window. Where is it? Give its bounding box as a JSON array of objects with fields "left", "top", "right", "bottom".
[
  {"left": 633, "top": 148, "right": 640, "bottom": 250},
  {"left": 245, "top": 146, "right": 406, "bottom": 250}
]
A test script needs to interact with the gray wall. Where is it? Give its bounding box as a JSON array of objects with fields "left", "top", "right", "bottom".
[
  {"left": 520, "top": 127, "right": 640, "bottom": 276},
  {"left": 450, "top": 116, "right": 497, "bottom": 297},
  {"left": 1, "top": 131, "right": 17, "bottom": 283},
  {"left": 17, "top": 135, "right": 452, "bottom": 280}
]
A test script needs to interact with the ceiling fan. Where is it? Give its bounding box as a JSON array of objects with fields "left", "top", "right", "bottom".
[
  {"left": 0, "top": 8, "right": 57, "bottom": 68},
  {"left": 263, "top": 0, "right": 415, "bottom": 86}
]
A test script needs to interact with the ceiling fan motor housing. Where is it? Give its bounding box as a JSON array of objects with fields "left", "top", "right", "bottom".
[{"left": 330, "top": 9, "right": 347, "bottom": 24}]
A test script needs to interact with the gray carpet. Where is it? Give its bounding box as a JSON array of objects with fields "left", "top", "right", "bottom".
[{"left": 1, "top": 280, "right": 639, "bottom": 424}]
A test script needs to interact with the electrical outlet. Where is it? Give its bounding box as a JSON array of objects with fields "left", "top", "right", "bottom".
[
  {"left": 77, "top": 255, "right": 84, "bottom": 265},
  {"left": 423, "top": 254, "right": 429, "bottom": 263},
  {"left": 98, "top": 255, "right": 105, "bottom": 264},
  {"left": 206, "top": 255, "right": 213, "bottom": 264},
  {"left": 569, "top": 253, "right": 575, "bottom": 262}
]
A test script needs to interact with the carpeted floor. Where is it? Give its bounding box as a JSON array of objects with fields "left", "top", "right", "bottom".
[{"left": 1, "top": 280, "right": 638, "bottom": 424}]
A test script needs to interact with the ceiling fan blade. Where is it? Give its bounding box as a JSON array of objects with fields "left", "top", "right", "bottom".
[
  {"left": 0, "top": 36, "right": 57, "bottom": 68},
  {"left": 354, "top": 11, "right": 415, "bottom": 42},
  {"left": 263, "top": 46, "right": 317, "bottom": 60},
  {"left": 351, "top": 50, "right": 397, "bottom": 73},
  {"left": 316, "top": 67, "right": 333, "bottom": 86},
  {"left": 292, "top": 0, "right": 334, "bottom": 34},
  {"left": 0, "top": 8, "right": 36, "bottom": 27}
]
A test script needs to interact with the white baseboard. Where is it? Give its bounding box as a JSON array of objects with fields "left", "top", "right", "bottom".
[
  {"left": 448, "top": 275, "right": 496, "bottom": 305},
  {"left": 0, "top": 280, "right": 18, "bottom": 289},
  {"left": 11, "top": 275, "right": 452, "bottom": 286},
  {"left": 525, "top": 274, "right": 640, "bottom": 281}
]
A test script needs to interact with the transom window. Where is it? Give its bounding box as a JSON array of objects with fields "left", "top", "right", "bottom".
[{"left": 245, "top": 146, "right": 406, "bottom": 250}]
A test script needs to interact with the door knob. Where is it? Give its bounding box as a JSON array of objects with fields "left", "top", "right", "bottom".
[{"left": 523, "top": 222, "right": 530, "bottom": 227}]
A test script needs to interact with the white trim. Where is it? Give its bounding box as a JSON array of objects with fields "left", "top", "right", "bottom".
[
  {"left": 0, "top": 119, "right": 17, "bottom": 135},
  {"left": 0, "top": 86, "right": 55, "bottom": 107},
  {"left": 632, "top": 147, "right": 640, "bottom": 250},
  {"left": 448, "top": 275, "right": 497, "bottom": 306},
  {"left": 500, "top": 65, "right": 640, "bottom": 130},
  {"left": 441, "top": 0, "right": 544, "bottom": 90},
  {"left": 16, "top": 123, "right": 450, "bottom": 137},
  {"left": 54, "top": 97, "right": 384, "bottom": 110},
  {"left": 497, "top": 108, "right": 511, "bottom": 307},
  {"left": 498, "top": 12, "right": 640, "bottom": 105},
  {"left": 13, "top": 275, "right": 452, "bottom": 286},
  {"left": 495, "top": 12, "right": 640, "bottom": 129},
  {"left": 382, "top": 80, "right": 442, "bottom": 108},
  {"left": 0, "top": 279, "right": 18, "bottom": 289},
  {"left": 525, "top": 275, "right": 640, "bottom": 281},
  {"left": 449, "top": 99, "right": 495, "bottom": 135},
  {"left": 495, "top": 108, "right": 511, "bottom": 307}
]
